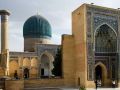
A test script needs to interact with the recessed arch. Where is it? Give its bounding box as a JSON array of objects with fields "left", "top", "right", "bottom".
[
  {"left": 95, "top": 62, "right": 108, "bottom": 86},
  {"left": 40, "top": 51, "right": 54, "bottom": 62},
  {"left": 40, "top": 51, "right": 54, "bottom": 78},
  {"left": 94, "top": 24, "right": 117, "bottom": 52},
  {"left": 9, "top": 60, "right": 19, "bottom": 77},
  {"left": 23, "top": 58, "right": 31, "bottom": 67},
  {"left": 94, "top": 23, "right": 117, "bottom": 36},
  {"left": 31, "top": 57, "right": 38, "bottom": 67}
]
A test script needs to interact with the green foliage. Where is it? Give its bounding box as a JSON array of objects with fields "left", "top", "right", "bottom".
[
  {"left": 52, "top": 47, "right": 62, "bottom": 76},
  {"left": 79, "top": 86, "right": 86, "bottom": 90}
]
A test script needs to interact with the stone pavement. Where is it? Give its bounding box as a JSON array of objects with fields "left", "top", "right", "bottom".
[
  {"left": 86, "top": 88, "right": 120, "bottom": 90},
  {"left": 87, "top": 88, "right": 120, "bottom": 90},
  {"left": 24, "top": 87, "right": 120, "bottom": 90},
  {"left": 67, "top": 88, "right": 120, "bottom": 90}
]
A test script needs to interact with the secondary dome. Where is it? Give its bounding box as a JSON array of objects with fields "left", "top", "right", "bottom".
[{"left": 23, "top": 15, "right": 52, "bottom": 38}]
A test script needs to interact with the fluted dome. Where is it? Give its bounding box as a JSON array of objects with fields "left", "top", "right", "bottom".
[{"left": 23, "top": 15, "right": 52, "bottom": 39}]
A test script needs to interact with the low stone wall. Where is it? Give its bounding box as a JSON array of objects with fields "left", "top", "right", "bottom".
[
  {"left": 5, "top": 80, "right": 24, "bottom": 90},
  {"left": 24, "top": 78, "right": 64, "bottom": 88},
  {"left": 5, "top": 78, "right": 75, "bottom": 89}
]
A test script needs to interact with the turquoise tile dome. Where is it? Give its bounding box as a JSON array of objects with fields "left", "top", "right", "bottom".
[{"left": 23, "top": 15, "right": 52, "bottom": 39}]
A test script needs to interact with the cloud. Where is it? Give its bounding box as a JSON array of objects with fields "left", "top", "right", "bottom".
[
  {"left": 8, "top": 21, "right": 23, "bottom": 51},
  {"left": 9, "top": 34, "right": 24, "bottom": 52}
]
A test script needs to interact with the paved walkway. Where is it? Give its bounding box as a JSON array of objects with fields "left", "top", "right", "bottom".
[
  {"left": 86, "top": 88, "right": 120, "bottom": 90},
  {"left": 24, "top": 87, "right": 120, "bottom": 90},
  {"left": 62, "top": 88, "right": 120, "bottom": 90}
]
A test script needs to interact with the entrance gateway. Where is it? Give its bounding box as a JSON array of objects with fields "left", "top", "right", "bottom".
[
  {"left": 94, "top": 24, "right": 117, "bottom": 87},
  {"left": 61, "top": 4, "right": 120, "bottom": 88},
  {"left": 86, "top": 4, "right": 119, "bottom": 87}
]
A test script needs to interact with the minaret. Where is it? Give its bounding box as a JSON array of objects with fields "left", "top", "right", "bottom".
[{"left": 0, "top": 10, "right": 10, "bottom": 75}]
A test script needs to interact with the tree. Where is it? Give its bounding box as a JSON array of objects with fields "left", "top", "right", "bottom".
[{"left": 52, "top": 47, "right": 62, "bottom": 76}]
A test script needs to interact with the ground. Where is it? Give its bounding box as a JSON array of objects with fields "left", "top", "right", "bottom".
[{"left": 24, "top": 87, "right": 120, "bottom": 90}]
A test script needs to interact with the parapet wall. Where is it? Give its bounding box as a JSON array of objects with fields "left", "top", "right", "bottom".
[
  {"left": 24, "top": 79, "right": 64, "bottom": 88},
  {"left": 5, "top": 79, "right": 64, "bottom": 90}
]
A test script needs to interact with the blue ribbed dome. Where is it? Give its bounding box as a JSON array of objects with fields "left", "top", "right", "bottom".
[{"left": 23, "top": 15, "right": 52, "bottom": 38}]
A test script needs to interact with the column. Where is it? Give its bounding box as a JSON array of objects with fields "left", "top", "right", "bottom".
[
  {"left": 18, "top": 57, "right": 23, "bottom": 79},
  {"left": 0, "top": 10, "right": 10, "bottom": 75}
]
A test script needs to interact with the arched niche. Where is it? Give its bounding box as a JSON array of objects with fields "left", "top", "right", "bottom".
[
  {"left": 40, "top": 51, "right": 54, "bottom": 78},
  {"left": 23, "top": 58, "right": 30, "bottom": 67},
  {"left": 9, "top": 60, "right": 19, "bottom": 77},
  {"left": 31, "top": 57, "right": 38, "bottom": 67},
  {"left": 95, "top": 24, "right": 117, "bottom": 52}
]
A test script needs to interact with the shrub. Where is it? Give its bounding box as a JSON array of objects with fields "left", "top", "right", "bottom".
[{"left": 79, "top": 86, "right": 86, "bottom": 90}]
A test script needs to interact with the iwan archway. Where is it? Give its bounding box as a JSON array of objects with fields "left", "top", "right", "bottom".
[
  {"left": 94, "top": 24, "right": 117, "bottom": 87},
  {"left": 95, "top": 24, "right": 117, "bottom": 53},
  {"left": 40, "top": 51, "right": 54, "bottom": 78}
]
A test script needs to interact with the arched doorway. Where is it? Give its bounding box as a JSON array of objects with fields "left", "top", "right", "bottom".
[
  {"left": 95, "top": 62, "right": 108, "bottom": 87},
  {"left": 24, "top": 68, "right": 29, "bottom": 79},
  {"left": 95, "top": 65, "right": 103, "bottom": 87},
  {"left": 95, "top": 65, "right": 102, "bottom": 80}
]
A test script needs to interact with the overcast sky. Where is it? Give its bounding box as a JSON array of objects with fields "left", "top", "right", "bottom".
[{"left": 0, "top": 0, "right": 120, "bottom": 52}]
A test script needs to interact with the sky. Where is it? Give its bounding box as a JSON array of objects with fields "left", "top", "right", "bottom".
[{"left": 0, "top": 0, "right": 120, "bottom": 52}]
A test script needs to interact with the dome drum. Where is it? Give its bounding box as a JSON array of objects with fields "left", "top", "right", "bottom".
[
  {"left": 24, "top": 38, "right": 52, "bottom": 52},
  {"left": 23, "top": 15, "right": 52, "bottom": 52}
]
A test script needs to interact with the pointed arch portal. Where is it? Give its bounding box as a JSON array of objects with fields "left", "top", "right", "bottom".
[
  {"left": 95, "top": 62, "right": 108, "bottom": 86},
  {"left": 94, "top": 24, "right": 117, "bottom": 87},
  {"left": 41, "top": 54, "right": 50, "bottom": 77},
  {"left": 40, "top": 52, "right": 54, "bottom": 78},
  {"left": 95, "top": 24, "right": 117, "bottom": 52}
]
